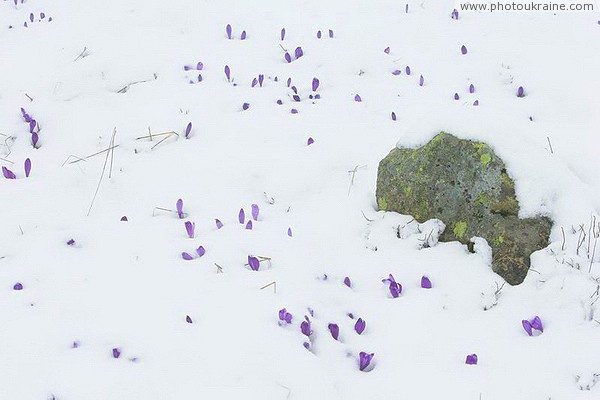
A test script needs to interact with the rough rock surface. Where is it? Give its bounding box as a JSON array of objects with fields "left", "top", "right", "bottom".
[{"left": 376, "top": 132, "right": 552, "bottom": 285}]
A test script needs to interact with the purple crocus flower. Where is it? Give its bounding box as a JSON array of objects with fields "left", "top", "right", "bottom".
[
  {"left": 312, "top": 77, "right": 319, "bottom": 92},
  {"left": 303, "top": 342, "right": 310, "bottom": 350},
  {"left": 392, "top": 70, "right": 401, "bottom": 75},
  {"left": 391, "top": 112, "right": 397, "bottom": 121},
  {"left": 454, "top": 93, "right": 460, "bottom": 100},
  {"left": 251, "top": 204, "right": 259, "bottom": 220},
  {"left": 112, "top": 348, "right": 121, "bottom": 359},
  {"left": 473, "top": 100, "right": 479, "bottom": 106},
  {"left": 176, "top": 199, "right": 184, "bottom": 219},
  {"left": 286, "top": 77, "right": 292, "bottom": 87},
  {"left": 32, "top": 132, "right": 39, "bottom": 148},
  {"left": 120, "top": 216, "right": 128, "bottom": 221},
  {"left": 258, "top": 74, "right": 264, "bottom": 87},
  {"left": 196, "top": 62, "right": 203, "bottom": 70},
  {"left": 238, "top": 208, "right": 245, "bottom": 224},
  {"left": 284, "top": 52, "right": 292, "bottom": 63},
  {"left": 307, "top": 137, "right": 314, "bottom": 145},
  {"left": 292, "top": 94, "right": 300, "bottom": 102},
  {"left": 405, "top": 66, "right": 411, "bottom": 75},
  {"left": 517, "top": 86, "right": 525, "bottom": 97},
  {"left": 469, "top": 84, "right": 475, "bottom": 93},
  {"left": 185, "top": 221, "right": 195, "bottom": 238},
  {"left": 240, "top": 30, "right": 247, "bottom": 40},
  {"left": 2, "top": 167, "right": 16, "bottom": 179},
  {"left": 465, "top": 354, "right": 478, "bottom": 365},
  {"left": 419, "top": 75, "right": 424, "bottom": 86},
  {"left": 29, "top": 12, "right": 34, "bottom": 22},
  {"left": 300, "top": 316, "right": 312, "bottom": 336},
  {"left": 13, "top": 282, "right": 23, "bottom": 291},
  {"left": 182, "top": 252, "right": 194, "bottom": 261},
  {"left": 21, "top": 107, "right": 31, "bottom": 122},
  {"left": 461, "top": 45, "right": 468, "bottom": 55},
  {"left": 359, "top": 352, "right": 374, "bottom": 371},
  {"left": 276, "top": 99, "right": 283, "bottom": 105},
  {"left": 354, "top": 318, "right": 366, "bottom": 334},
  {"left": 451, "top": 9, "right": 459, "bottom": 19},
  {"left": 384, "top": 46, "right": 390, "bottom": 54},
  {"left": 317, "top": 30, "right": 322, "bottom": 39},
  {"left": 226, "top": 24, "right": 232, "bottom": 39},
  {"left": 215, "top": 218, "right": 223, "bottom": 229},
  {"left": 279, "top": 308, "right": 293, "bottom": 323},
  {"left": 197, "top": 74, "right": 203, "bottom": 82},
  {"left": 531, "top": 316, "right": 543, "bottom": 332},
  {"left": 343, "top": 277, "right": 352, "bottom": 288},
  {"left": 195, "top": 246, "right": 205, "bottom": 257},
  {"left": 405, "top": 3, "right": 409, "bottom": 12},
  {"left": 245, "top": 220, "right": 253, "bottom": 230},
  {"left": 224, "top": 65, "right": 231, "bottom": 81},
  {"left": 291, "top": 86, "right": 298, "bottom": 94},
  {"left": 280, "top": 28, "right": 286, "bottom": 40},
  {"left": 522, "top": 319, "right": 533, "bottom": 336},
  {"left": 294, "top": 47, "right": 303, "bottom": 59},
  {"left": 329, "top": 29, "right": 334, "bottom": 38},
  {"left": 248, "top": 255, "right": 260, "bottom": 271},
  {"left": 185, "top": 122, "right": 192, "bottom": 139},
  {"left": 421, "top": 276, "right": 432, "bottom": 289},
  {"left": 24, "top": 158, "right": 31, "bottom": 177},
  {"left": 67, "top": 239, "right": 75, "bottom": 246},
  {"left": 291, "top": 109, "right": 298, "bottom": 114},
  {"left": 186, "top": 315, "right": 193, "bottom": 323},
  {"left": 287, "top": 227, "right": 293, "bottom": 237},
  {"left": 354, "top": 94, "right": 362, "bottom": 102},
  {"left": 328, "top": 323, "right": 339, "bottom": 340},
  {"left": 242, "top": 103, "right": 250, "bottom": 110}
]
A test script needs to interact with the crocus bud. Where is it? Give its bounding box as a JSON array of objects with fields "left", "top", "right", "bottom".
[
  {"left": 13, "top": 282, "right": 23, "bottom": 290},
  {"left": 405, "top": 66, "right": 411, "bottom": 75},
  {"left": 392, "top": 70, "right": 401, "bottom": 75},
  {"left": 530, "top": 316, "right": 543, "bottom": 332},
  {"left": 469, "top": 84, "right": 475, "bottom": 93},
  {"left": 461, "top": 45, "right": 468, "bottom": 55},
  {"left": 307, "top": 137, "right": 314, "bottom": 145},
  {"left": 354, "top": 318, "right": 366, "bottom": 334},
  {"left": 2, "top": 167, "right": 16, "bottom": 179},
  {"left": 185, "top": 122, "right": 192, "bottom": 139},
  {"left": 328, "top": 323, "right": 339, "bottom": 340},
  {"left": 226, "top": 24, "right": 232, "bottom": 39},
  {"left": 421, "top": 276, "right": 432, "bottom": 289},
  {"left": 359, "top": 352, "right": 374, "bottom": 371},
  {"left": 522, "top": 320, "right": 533, "bottom": 336},
  {"left": 280, "top": 28, "right": 286, "bottom": 40},
  {"left": 184, "top": 221, "right": 195, "bottom": 238},
  {"left": 196, "top": 246, "right": 205, "bottom": 257},
  {"left": 215, "top": 219, "right": 223, "bottom": 229},
  {"left": 240, "top": 30, "right": 247, "bottom": 40},
  {"left": 176, "top": 199, "right": 184, "bottom": 219},
  {"left": 465, "top": 354, "right": 478, "bottom": 365},
  {"left": 251, "top": 204, "right": 259, "bottom": 220},
  {"left": 328, "top": 29, "right": 334, "bottom": 37},
  {"left": 242, "top": 103, "right": 250, "bottom": 110},
  {"left": 517, "top": 86, "right": 525, "bottom": 97},
  {"left": 354, "top": 94, "right": 362, "bottom": 102},
  {"left": 317, "top": 30, "right": 322, "bottom": 38},
  {"left": 186, "top": 315, "right": 193, "bottom": 323},
  {"left": 294, "top": 47, "right": 303, "bottom": 58},
  {"left": 312, "top": 77, "right": 319, "bottom": 92},
  {"left": 238, "top": 208, "right": 245, "bottom": 224},
  {"left": 245, "top": 220, "right": 253, "bottom": 230},
  {"left": 454, "top": 93, "right": 460, "bottom": 100},
  {"left": 32, "top": 132, "right": 39, "bottom": 147},
  {"left": 182, "top": 252, "right": 194, "bottom": 261},
  {"left": 24, "top": 158, "right": 31, "bottom": 177},
  {"left": 343, "top": 277, "right": 352, "bottom": 288},
  {"left": 300, "top": 316, "right": 312, "bottom": 336},
  {"left": 248, "top": 256, "right": 260, "bottom": 271},
  {"left": 419, "top": 75, "right": 424, "bottom": 86},
  {"left": 284, "top": 52, "right": 292, "bottom": 63},
  {"left": 384, "top": 46, "right": 390, "bottom": 54},
  {"left": 112, "top": 348, "right": 121, "bottom": 358}
]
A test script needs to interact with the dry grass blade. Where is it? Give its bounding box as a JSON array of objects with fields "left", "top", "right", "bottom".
[
  {"left": 65, "top": 144, "right": 120, "bottom": 165},
  {"left": 87, "top": 128, "right": 116, "bottom": 216}
]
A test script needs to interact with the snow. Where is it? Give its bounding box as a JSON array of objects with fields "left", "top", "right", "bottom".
[{"left": 1, "top": 0, "right": 600, "bottom": 398}]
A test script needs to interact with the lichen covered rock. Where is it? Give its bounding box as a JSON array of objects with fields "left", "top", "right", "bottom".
[{"left": 376, "top": 132, "right": 552, "bottom": 285}]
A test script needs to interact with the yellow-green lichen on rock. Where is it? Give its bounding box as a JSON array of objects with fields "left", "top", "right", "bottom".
[{"left": 375, "top": 132, "right": 552, "bottom": 285}]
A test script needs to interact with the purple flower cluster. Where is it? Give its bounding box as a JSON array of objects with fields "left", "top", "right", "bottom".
[{"left": 21, "top": 107, "right": 40, "bottom": 148}]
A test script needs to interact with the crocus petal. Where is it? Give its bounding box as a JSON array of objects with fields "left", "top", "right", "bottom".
[
  {"left": 419, "top": 75, "right": 424, "bottom": 86},
  {"left": 517, "top": 86, "right": 525, "bottom": 97},
  {"left": 469, "top": 84, "right": 475, "bottom": 93},
  {"left": 465, "top": 354, "right": 478, "bottom": 365},
  {"left": 461, "top": 45, "right": 468, "bottom": 55},
  {"left": 284, "top": 52, "right": 292, "bottom": 63},
  {"left": 328, "top": 29, "right": 334, "bottom": 37},
  {"left": 24, "top": 158, "right": 31, "bottom": 177},
  {"left": 185, "top": 122, "right": 192, "bottom": 138},
  {"left": 294, "top": 47, "right": 303, "bottom": 58},
  {"left": 384, "top": 46, "right": 390, "bottom": 54},
  {"left": 522, "top": 320, "right": 533, "bottom": 336},
  {"left": 239, "top": 208, "right": 245, "bottom": 224},
  {"left": 13, "top": 282, "right": 23, "bottom": 291},
  {"left": 186, "top": 315, "right": 193, "bottom": 323},
  {"left": 392, "top": 70, "right": 401, "bottom": 75},
  {"left": 196, "top": 246, "right": 205, "bottom": 257},
  {"left": 258, "top": 74, "right": 264, "bottom": 87},
  {"left": 391, "top": 112, "right": 397, "bottom": 121},
  {"left": 354, "top": 94, "right": 362, "bottom": 102},
  {"left": 245, "top": 220, "right": 253, "bottom": 230},
  {"left": 405, "top": 66, "right": 411, "bottom": 75},
  {"left": 343, "top": 277, "right": 352, "bottom": 288},
  {"left": 181, "top": 252, "right": 194, "bottom": 261},
  {"left": 120, "top": 216, "right": 128, "bottom": 221},
  {"left": 530, "top": 316, "right": 543, "bottom": 332},
  {"left": 224, "top": 65, "right": 231, "bottom": 81},
  {"left": 29, "top": 120, "right": 36, "bottom": 133},
  {"left": 307, "top": 137, "right": 314, "bottom": 145},
  {"left": 240, "top": 30, "right": 247, "bottom": 40},
  {"left": 196, "top": 62, "right": 203, "bottom": 70},
  {"left": 112, "top": 348, "right": 121, "bottom": 358},
  {"left": 300, "top": 317, "right": 312, "bottom": 336},
  {"left": 32, "top": 132, "right": 39, "bottom": 147},
  {"left": 215, "top": 219, "right": 223, "bottom": 229},
  {"left": 280, "top": 28, "right": 286, "bottom": 40},
  {"left": 454, "top": 93, "right": 460, "bottom": 100},
  {"left": 226, "top": 24, "right": 232, "bottom": 39},
  {"left": 287, "top": 227, "right": 293, "bottom": 237}
]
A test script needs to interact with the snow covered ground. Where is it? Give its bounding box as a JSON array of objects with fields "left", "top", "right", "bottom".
[{"left": 1, "top": 0, "right": 600, "bottom": 399}]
